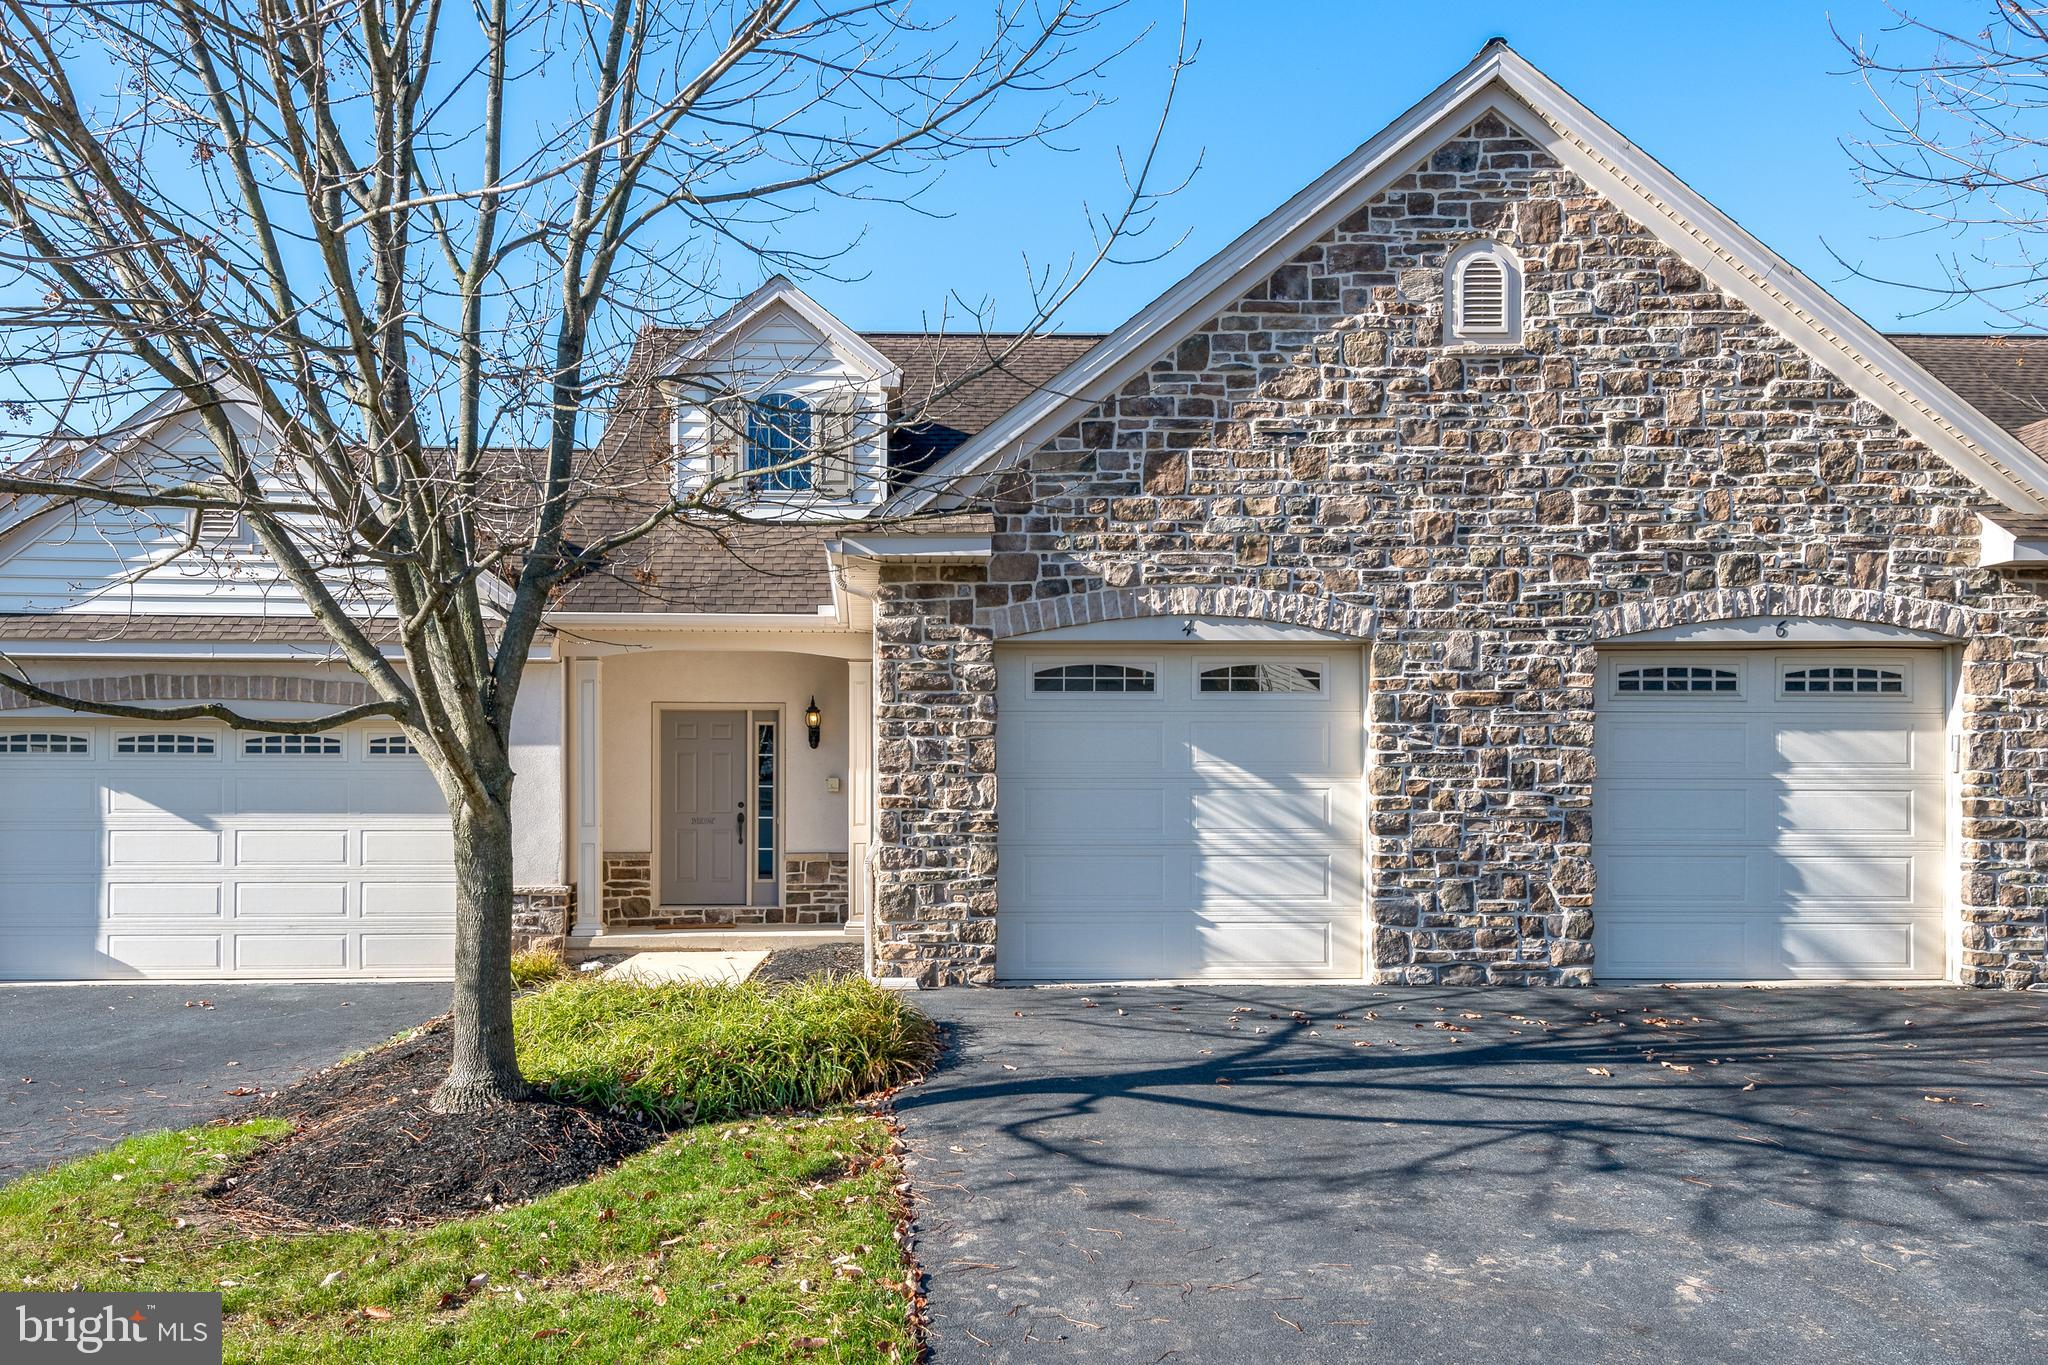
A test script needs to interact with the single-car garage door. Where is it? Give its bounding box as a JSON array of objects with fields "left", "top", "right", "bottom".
[
  {"left": 0, "top": 721, "right": 456, "bottom": 980},
  {"left": 1593, "top": 649, "right": 1948, "bottom": 981},
  {"left": 995, "top": 646, "right": 1364, "bottom": 980}
]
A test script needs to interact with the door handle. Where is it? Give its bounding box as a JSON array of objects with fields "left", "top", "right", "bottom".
[{"left": 736, "top": 801, "right": 746, "bottom": 844}]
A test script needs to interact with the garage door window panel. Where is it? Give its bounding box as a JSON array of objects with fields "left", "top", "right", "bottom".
[
  {"left": 1, "top": 731, "right": 89, "bottom": 756},
  {"left": 1031, "top": 662, "right": 1157, "bottom": 694},
  {"left": 1196, "top": 661, "right": 1325, "bottom": 695},
  {"left": 243, "top": 734, "right": 344, "bottom": 757},
  {"left": 366, "top": 733, "right": 418, "bottom": 756},
  {"left": 1613, "top": 664, "right": 1740, "bottom": 696},
  {"left": 1782, "top": 665, "right": 1907, "bottom": 697},
  {"left": 116, "top": 732, "right": 217, "bottom": 756}
]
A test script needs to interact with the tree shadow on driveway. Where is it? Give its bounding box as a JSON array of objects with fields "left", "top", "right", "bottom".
[{"left": 897, "top": 985, "right": 2048, "bottom": 1365}]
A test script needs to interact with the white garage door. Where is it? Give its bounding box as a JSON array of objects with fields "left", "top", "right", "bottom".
[
  {"left": 1594, "top": 650, "right": 1948, "bottom": 981},
  {"left": 0, "top": 721, "right": 456, "bottom": 980},
  {"left": 995, "top": 647, "right": 1364, "bottom": 980}
]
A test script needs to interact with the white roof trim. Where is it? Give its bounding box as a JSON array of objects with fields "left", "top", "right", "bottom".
[
  {"left": 543, "top": 610, "right": 849, "bottom": 632},
  {"left": 0, "top": 376, "right": 265, "bottom": 538},
  {"left": 658, "top": 275, "right": 903, "bottom": 389},
  {"left": 890, "top": 41, "right": 2048, "bottom": 517},
  {"left": 825, "top": 533, "right": 993, "bottom": 562}
]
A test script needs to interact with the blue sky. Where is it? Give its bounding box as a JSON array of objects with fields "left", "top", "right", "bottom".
[{"left": 790, "top": 1, "right": 2011, "bottom": 335}]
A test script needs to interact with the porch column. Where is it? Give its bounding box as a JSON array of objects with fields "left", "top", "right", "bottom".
[
  {"left": 846, "top": 658, "right": 874, "bottom": 944},
  {"left": 569, "top": 657, "right": 605, "bottom": 939}
]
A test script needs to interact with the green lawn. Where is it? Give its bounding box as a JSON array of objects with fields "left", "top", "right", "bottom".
[{"left": 0, "top": 976, "right": 934, "bottom": 1362}]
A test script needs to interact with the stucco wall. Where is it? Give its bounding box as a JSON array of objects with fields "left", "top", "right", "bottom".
[
  {"left": 872, "top": 113, "right": 2048, "bottom": 988},
  {"left": 597, "top": 648, "right": 851, "bottom": 855},
  {"left": 509, "top": 661, "right": 564, "bottom": 888}
]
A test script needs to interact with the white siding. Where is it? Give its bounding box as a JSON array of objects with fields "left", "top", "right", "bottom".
[{"left": 0, "top": 408, "right": 385, "bottom": 617}]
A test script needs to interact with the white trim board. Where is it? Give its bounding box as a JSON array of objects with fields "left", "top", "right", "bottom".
[
  {"left": 888, "top": 40, "right": 2048, "bottom": 519},
  {"left": 1601, "top": 617, "right": 1954, "bottom": 647},
  {"left": 1007, "top": 614, "right": 1360, "bottom": 644}
]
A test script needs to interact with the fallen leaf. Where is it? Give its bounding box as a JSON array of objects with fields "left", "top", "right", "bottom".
[
  {"left": 361, "top": 1307, "right": 393, "bottom": 1321},
  {"left": 650, "top": 1285, "right": 667, "bottom": 1306},
  {"left": 1586, "top": 1067, "right": 1612, "bottom": 1077}
]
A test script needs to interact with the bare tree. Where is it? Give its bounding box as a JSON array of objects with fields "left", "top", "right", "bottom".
[
  {"left": 0, "top": 0, "right": 1185, "bottom": 1110},
  {"left": 1837, "top": 1, "right": 2048, "bottom": 330}
]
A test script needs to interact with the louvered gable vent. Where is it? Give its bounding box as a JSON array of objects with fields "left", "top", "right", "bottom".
[
  {"left": 193, "top": 507, "right": 241, "bottom": 543},
  {"left": 1458, "top": 257, "right": 1507, "bottom": 332}
]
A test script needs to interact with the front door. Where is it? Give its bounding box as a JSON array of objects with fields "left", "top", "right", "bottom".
[{"left": 661, "top": 711, "right": 748, "bottom": 905}]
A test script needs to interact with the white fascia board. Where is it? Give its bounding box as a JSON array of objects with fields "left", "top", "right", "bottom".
[
  {"left": 825, "top": 533, "right": 993, "bottom": 562},
  {"left": 0, "top": 640, "right": 410, "bottom": 661},
  {"left": 890, "top": 42, "right": 2048, "bottom": 519},
  {"left": 542, "top": 609, "right": 849, "bottom": 632},
  {"left": 658, "top": 276, "right": 903, "bottom": 389}
]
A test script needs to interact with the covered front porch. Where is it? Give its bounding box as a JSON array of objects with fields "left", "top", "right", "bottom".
[{"left": 555, "top": 622, "right": 873, "bottom": 952}]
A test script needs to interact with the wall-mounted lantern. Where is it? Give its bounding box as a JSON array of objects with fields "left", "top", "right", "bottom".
[{"left": 804, "top": 696, "right": 822, "bottom": 749}]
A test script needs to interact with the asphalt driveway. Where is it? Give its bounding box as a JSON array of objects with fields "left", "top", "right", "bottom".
[
  {"left": 898, "top": 985, "right": 2048, "bottom": 1365},
  {"left": 0, "top": 982, "right": 450, "bottom": 1179}
]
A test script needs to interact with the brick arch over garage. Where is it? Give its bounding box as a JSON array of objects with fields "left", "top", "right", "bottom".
[
  {"left": 0, "top": 673, "right": 373, "bottom": 712},
  {"left": 983, "top": 586, "right": 1379, "bottom": 641},
  {"left": 1590, "top": 586, "right": 1990, "bottom": 644}
]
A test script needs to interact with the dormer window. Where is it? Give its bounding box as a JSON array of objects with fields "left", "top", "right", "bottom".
[
  {"left": 1445, "top": 241, "right": 1522, "bottom": 345},
  {"left": 746, "top": 392, "right": 814, "bottom": 492}
]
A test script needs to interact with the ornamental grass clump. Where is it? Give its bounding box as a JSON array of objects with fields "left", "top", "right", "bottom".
[{"left": 515, "top": 975, "right": 936, "bottom": 1125}]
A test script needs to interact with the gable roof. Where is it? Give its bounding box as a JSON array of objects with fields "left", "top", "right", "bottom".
[
  {"left": 657, "top": 275, "right": 905, "bottom": 388},
  {"left": 888, "top": 40, "right": 2048, "bottom": 518}
]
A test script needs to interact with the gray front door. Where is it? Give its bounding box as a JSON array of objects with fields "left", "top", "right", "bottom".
[{"left": 661, "top": 711, "right": 748, "bottom": 906}]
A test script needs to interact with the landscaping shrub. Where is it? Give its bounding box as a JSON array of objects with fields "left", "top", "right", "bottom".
[
  {"left": 515, "top": 975, "right": 936, "bottom": 1125},
  {"left": 509, "top": 946, "right": 566, "bottom": 988}
]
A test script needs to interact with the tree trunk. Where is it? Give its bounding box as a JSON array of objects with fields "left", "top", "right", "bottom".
[{"left": 430, "top": 795, "right": 527, "bottom": 1112}]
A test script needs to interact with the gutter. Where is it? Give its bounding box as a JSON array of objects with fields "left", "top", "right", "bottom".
[{"left": 542, "top": 609, "right": 849, "bottom": 632}]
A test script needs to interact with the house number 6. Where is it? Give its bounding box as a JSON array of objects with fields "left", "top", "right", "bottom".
[{"left": 1775, "top": 620, "right": 1790, "bottom": 638}]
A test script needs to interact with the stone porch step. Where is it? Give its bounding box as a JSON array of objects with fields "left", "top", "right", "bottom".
[{"left": 567, "top": 926, "right": 859, "bottom": 957}]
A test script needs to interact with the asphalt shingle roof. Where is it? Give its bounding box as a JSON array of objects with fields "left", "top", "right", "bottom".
[
  {"left": 1888, "top": 333, "right": 2048, "bottom": 436},
  {"left": 548, "top": 329, "right": 1096, "bottom": 613}
]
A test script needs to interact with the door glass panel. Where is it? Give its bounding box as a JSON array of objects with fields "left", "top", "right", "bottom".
[{"left": 756, "top": 722, "right": 776, "bottom": 881}]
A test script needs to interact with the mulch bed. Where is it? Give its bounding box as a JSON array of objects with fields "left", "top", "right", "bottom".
[
  {"left": 751, "top": 943, "right": 864, "bottom": 985},
  {"left": 206, "top": 1019, "right": 658, "bottom": 1230}
]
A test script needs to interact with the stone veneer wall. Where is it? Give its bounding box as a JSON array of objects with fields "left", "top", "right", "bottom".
[
  {"left": 783, "top": 853, "right": 852, "bottom": 924},
  {"left": 871, "top": 113, "right": 2048, "bottom": 988},
  {"left": 600, "top": 851, "right": 850, "bottom": 928},
  {"left": 601, "top": 853, "right": 654, "bottom": 925},
  {"left": 511, "top": 886, "right": 572, "bottom": 952}
]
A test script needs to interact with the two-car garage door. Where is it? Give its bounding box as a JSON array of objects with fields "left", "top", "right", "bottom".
[
  {"left": 995, "top": 641, "right": 1949, "bottom": 984},
  {"left": 0, "top": 721, "right": 455, "bottom": 980},
  {"left": 1594, "top": 650, "right": 1948, "bottom": 981}
]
